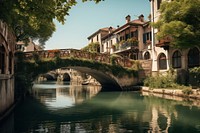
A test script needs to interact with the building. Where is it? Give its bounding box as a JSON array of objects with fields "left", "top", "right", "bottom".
[
  {"left": 87, "top": 15, "right": 152, "bottom": 61},
  {"left": 16, "top": 39, "right": 43, "bottom": 52},
  {"left": 0, "top": 20, "right": 16, "bottom": 117},
  {"left": 87, "top": 27, "right": 115, "bottom": 53},
  {"left": 149, "top": 0, "right": 200, "bottom": 77},
  {"left": 102, "top": 15, "right": 152, "bottom": 60}
]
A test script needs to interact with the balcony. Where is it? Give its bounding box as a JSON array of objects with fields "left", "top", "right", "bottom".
[
  {"left": 156, "top": 36, "right": 171, "bottom": 50},
  {"left": 112, "top": 38, "right": 138, "bottom": 53}
]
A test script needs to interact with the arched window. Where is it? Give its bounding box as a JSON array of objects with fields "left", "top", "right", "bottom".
[
  {"left": 144, "top": 51, "right": 150, "bottom": 60},
  {"left": 172, "top": 50, "right": 181, "bottom": 68},
  {"left": 0, "top": 44, "right": 5, "bottom": 74},
  {"left": 158, "top": 53, "right": 167, "bottom": 70},
  {"left": 188, "top": 47, "right": 200, "bottom": 68}
]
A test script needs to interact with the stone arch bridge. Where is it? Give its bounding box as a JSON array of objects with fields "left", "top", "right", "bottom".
[{"left": 15, "top": 49, "right": 150, "bottom": 91}]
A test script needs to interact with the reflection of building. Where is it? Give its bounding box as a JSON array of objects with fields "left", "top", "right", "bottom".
[
  {"left": 32, "top": 83, "right": 101, "bottom": 109},
  {"left": 0, "top": 21, "right": 15, "bottom": 117}
]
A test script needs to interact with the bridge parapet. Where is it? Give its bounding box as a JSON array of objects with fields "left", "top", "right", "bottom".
[{"left": 23, "top": 49, "right": 137, "bottom": 68}]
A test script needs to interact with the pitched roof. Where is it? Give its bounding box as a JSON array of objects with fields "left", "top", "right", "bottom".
[{"left": 87, "top": 27, "right": 111, "bottom": 40}]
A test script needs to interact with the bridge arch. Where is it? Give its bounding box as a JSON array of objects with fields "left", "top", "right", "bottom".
[
  {"left": 69, "top": 66, "right": 122, "bottom": 91},
  {"left": 15, "top": 51, "right": 138, "bottom": 91}
]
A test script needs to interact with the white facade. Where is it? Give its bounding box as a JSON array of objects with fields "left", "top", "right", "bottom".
[
  {"left": 150, "top": 0, "right": 200, "bottom": 76},
  {"left": 87, "top": 28, "right": 112, "bottom": 53}
]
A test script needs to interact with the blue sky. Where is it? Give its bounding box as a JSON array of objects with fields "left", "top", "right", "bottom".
[{"left": 45, "top": 0, "right": 151, "bottom": 50}]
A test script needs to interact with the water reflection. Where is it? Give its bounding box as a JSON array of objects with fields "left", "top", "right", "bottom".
[
  {"left": 1, "top": 82, "right": 200, "bottom": 133},
  {"left": 32, "top": 81, "right": 101, "bottom": 110}
]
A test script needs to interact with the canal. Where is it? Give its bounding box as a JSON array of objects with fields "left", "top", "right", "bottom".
[{"left": 1, "top": 81, "right": 200, "bottom": 133}]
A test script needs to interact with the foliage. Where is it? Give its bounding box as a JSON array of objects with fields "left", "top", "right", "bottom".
[
  {"left": 144, "top": 74, "right": 177, "bottom": 88},
  {"left": 82, "top": 42, "right": 100, "bottom": 53},
  {"left": 144, "top": 68, "right": 192, "bottom": 94},
  {"left": 119, "top": 38, "right": 138, "bottom": 50},
  {"left": 110, "top": 54, "right": 122, "bottom": 66},
  {"left": 119, "top": 40, "right": 126, "bottom": 46},
  {"left": 154, "top": 0, "right": 200, "bottom": 48},
  {"left": 144, "top": 68, "right": 178, "bottom": 88},
  {"left": 113, "top": 43, "right": 119, "bottom": 50},
  {"left": 182, "top": 87, "right": 193, "bottom": 95},
  {"left": 0, "top": 0, "right": 103, "bottom": 45},
  {"left": 126, "top": 37, "right": 138, "bottom": 46}
]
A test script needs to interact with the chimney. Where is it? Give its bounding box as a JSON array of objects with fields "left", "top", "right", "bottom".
[
  {"left": 125, "top": 15, "right": 131, "bottom": 23},
  {"left": 139, "top": 14, "right": 144, "bottom": 22},
  {"left": 109, "top": 26, "right": 112, "bottom": 33}
]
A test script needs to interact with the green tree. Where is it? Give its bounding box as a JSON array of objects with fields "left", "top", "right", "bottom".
[
  {"left": 154, "top": 0, "right": 200, "bottom": 48},
  {"left": 0, "top": 0, "right": 102, "bottom": 45},
  {"left": 82, "top": 42, "right": 100, "bottom": 53}
]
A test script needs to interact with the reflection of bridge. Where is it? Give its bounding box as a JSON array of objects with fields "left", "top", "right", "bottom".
[{"left": 15, "top": 49, "right": 143, "bottom": 91}]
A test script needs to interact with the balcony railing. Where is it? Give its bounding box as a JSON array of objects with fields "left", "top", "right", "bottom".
[{"left": 113, "top": 42, "right": 138, "bottom": 53}]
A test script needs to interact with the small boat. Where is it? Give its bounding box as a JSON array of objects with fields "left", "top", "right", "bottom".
[{"left": 82, "top": 80, "right": 89, "bottom": 85}]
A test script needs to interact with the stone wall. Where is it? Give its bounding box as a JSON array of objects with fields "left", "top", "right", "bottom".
[
  {"left": 0, "top": 20, "right": 16, "bottom": 119},
  {"left": 0, "top": 75, "right": 14, "bottom": 116}
]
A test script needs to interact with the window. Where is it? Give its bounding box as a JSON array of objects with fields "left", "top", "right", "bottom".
[
  {"left": 188, "top": 47, "right": 200, "bottom": 68},
  {"left": 0, "top": 44, "right": 5, "bottom": 74},
  {"left": 9, "top": 52, "right": 13, "bottom": 74},
  {"left": 106, "top": 42, "right": 108, "bottom": 52},
  {"left": 143, "top": 32, "right": 152, "bottom": 44},
  {"left": 157, "top": 0, "right": 162, "bottom": 10},
  {"left": 101, "top": 44, "right": 104, "bottom": 52},
  {"left": 144, "top": 51, "right": 150, "bottom": 60},
  {"left": 97, "top": 35, "right": 99, "bottom": 41},
  {"left": 172, "top": 50, "right": 181, "bottom": 68},
  {"left": 125, "top": 34, "right": 129, "bottom": 40},
  {"left": 158, "top": 53, "right": 167, "bottom": 70}
]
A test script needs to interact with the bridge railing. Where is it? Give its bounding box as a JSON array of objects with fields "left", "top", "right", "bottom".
[{"left": 23, "top": 49, "right": 140, "bottom": 68}]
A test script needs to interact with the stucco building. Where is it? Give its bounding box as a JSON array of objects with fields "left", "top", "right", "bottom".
[
  {"left": 87, "top": 27, "right": 115, "bottom": 53},
  {"left": 16, "top": 39, "right": 43, "bottom": 52},
  {"left": 87, "top": 15, "right": 152, "bottom": 60},
  {"left": 87, "top": 0, "right": 199, "bottom": 84},
  {"left": 149, "top": 0, "right": 200, "bottom": 77}
]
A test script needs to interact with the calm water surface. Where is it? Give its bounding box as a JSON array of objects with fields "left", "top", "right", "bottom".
[{"left": 1, "top": 81, "right": 200, "bottom": 133}]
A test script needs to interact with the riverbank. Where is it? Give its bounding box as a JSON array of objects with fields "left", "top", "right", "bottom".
[{"left": 141, "top": 86, "right": 200, "bottom": 101}]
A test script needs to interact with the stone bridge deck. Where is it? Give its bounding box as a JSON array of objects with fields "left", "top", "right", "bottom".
[{"left": 24, "top": 49, "right": 137, "bottom": 68}]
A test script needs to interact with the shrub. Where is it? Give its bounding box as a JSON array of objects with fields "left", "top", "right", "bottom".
[
  {"left": 144, "top": 69, "right": 176, "bottom": 88},
  {"left": 182, "top": 87, "right": 193, "bottom": 95},
  {"left": 189, "top": 67, "right": 200, "bottom": 87}
]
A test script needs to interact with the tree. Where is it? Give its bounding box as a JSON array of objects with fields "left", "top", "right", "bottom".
[
  {"left": 154, "top": 0, "right": 200, "bottom": 48},
  {"left": 0, "top": 0, "right": 103, "bottom": 45},
  {"left": 82, "top": 42, "right": 100, "bottom": 53}
]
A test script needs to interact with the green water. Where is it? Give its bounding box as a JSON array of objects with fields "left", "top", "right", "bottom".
[{"left": 1, "top": 81, "right": 200, "bottom": 133}]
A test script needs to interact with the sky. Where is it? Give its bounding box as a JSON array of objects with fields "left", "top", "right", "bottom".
[{"left": 45, "top": 0, "right": 151, "bottom": 50}]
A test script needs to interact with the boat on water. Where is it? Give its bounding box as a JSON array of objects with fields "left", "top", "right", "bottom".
[{"left": 82, "top": 80, "right": 89, "bottom": 85}]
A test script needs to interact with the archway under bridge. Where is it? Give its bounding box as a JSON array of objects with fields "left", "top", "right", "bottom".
[{"left": 15, "top": 51, "right": 139, "bottom": 91}]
